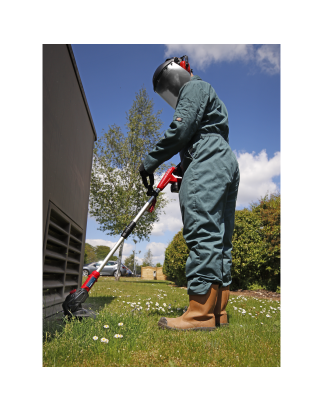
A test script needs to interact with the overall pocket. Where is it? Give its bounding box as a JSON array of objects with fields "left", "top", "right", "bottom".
[{"left": 181, "top": 137, "right": 205, "bottom": 172}]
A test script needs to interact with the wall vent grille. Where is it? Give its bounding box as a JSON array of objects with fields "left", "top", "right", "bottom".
[{"left": 43, "top": 202, "right": 83, "bottom": 315}]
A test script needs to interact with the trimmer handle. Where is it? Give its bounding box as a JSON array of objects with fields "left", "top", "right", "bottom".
[{"left": 157, "top": 166, "right": 182, "bottom": 191}]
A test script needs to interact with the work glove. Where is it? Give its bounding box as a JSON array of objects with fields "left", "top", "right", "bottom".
[
  {"left": 173, "top": 163, "right": 183, "bottom": 177},
  {"left": 139, "top": 163, "right": 155, "bottom": 196}
]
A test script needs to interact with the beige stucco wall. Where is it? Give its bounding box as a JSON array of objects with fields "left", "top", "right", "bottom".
[{"left": 141, "top": 266, "right": 167, "bottom": 281}]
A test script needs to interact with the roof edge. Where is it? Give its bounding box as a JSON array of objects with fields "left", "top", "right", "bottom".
[{"left": 67, "top": 45, "right": 97, "bottom": 141}]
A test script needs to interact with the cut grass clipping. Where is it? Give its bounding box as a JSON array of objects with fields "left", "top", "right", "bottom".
[{"left": 43, "top": 277, "right": 280, "bottom": 367}]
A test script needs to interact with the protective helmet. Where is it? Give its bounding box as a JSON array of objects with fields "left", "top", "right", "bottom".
[{"left": 152, "top": 56, "right": 192, "bottom": 109}]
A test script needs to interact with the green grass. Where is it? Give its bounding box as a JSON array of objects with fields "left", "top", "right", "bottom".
[{"left": 43, "top": 277, "right": 280, "bottom": 367}]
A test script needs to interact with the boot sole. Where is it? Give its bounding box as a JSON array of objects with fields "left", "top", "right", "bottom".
[{"left": 158, "top": 318, "right": 216, "bottom": 331}]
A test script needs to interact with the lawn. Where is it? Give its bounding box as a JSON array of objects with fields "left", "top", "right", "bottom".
[{"left": 43, "top": 277, "right": 280, "bottom": 367}]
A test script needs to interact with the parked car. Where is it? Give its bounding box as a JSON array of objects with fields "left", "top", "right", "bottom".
[{"left": 83, "top": 261, "right": 127, "bottom": 277}]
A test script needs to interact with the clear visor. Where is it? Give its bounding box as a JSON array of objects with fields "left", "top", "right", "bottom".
[{"left": 155, "top": 62, "right": 191, "bottom": 109}]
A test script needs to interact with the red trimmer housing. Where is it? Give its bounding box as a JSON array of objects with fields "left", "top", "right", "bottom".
[{"left": 148, "top": 166, "right": 182, "bottom": 212}]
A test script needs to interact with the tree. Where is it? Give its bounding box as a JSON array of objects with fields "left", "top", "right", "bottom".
[
  {"left": 124, "top": 253, "right": 134, "bottom": 269},
  {"left": 89, "top": 87, "right": 170, "bottom": 242},
  {"left": 156, "top": 262, "right": 162, "bottom": 267},
  {"left": 125, "top": 251, "right": 141, "bottom": 274},
  {"left": 96, "top": 245, "right": 117, "bottom": 262},
  {"left": 142, "top": 249, "right": 153, "bottom": 267},
  {"left": 84, "top": 243, "right": 96, "bottom": 265}
]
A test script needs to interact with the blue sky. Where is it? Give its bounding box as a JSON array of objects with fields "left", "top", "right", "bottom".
[{"left": 71, "top": 44, "right": 280, "bottom": 265}]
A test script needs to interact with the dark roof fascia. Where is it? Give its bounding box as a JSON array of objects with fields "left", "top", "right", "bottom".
[{"left": 67, "top": 44, "right": 97, "bottom": 141}]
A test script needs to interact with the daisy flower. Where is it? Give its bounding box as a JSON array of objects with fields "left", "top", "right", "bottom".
[
  {"left": 93, "top": 336, "right": 98, "bottom": 341},
  {"left": 118, "top": 322, "right": 124, "bottom": 326},
  {"left": 103, "top": 325, "right": 109, "bottom": 329}
]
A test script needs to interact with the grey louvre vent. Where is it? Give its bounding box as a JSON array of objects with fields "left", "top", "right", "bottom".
[{"left": 43, "top": 202, "right": 83, "bottom": 316}]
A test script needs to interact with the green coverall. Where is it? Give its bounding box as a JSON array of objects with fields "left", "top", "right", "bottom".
[{"left": 143, "top": 75, "right": 240, "bottom": 295}]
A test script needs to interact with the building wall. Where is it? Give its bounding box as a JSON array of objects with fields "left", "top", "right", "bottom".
[
  {"left": 43, "top": 44, "right": 96, "bottom": 317},
  {"left": 141, "top": 266, "right": 167, "bottom": 281}
]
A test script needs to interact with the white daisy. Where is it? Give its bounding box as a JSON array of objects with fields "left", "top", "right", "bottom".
[
  {"left": 93, "top": 336, "right": 98, "bottom": 341},
  {"left": 103, "top": 325, "right": 109, "bottom": 329},
  {"left": 118, "top": 322, "right": 124, "bottom": 326}
]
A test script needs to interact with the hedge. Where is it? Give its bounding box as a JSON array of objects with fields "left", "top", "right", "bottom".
[{"left": 163, "top": 193, "right": 280, "bottom": 292}]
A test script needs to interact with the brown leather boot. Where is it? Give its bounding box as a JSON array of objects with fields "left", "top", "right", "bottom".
[
  {"left": 158, "top": 284, "right": 219, "bottom": 331},
  {"left": 214, "top": 286, "right": 230, "bottom": 326}
]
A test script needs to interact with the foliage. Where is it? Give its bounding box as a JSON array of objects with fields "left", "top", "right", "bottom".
[
  {"left": 89, "top": 87, "right": 170, "bottom": 242},
  {"left": 94, "top": 245, "right": 109, "bottom": 262},
  {"left": 84, "top": 244, "right": 117, "bottom": 265},
  {"left": 124, "top": 253, "right": 134, "bottom": 269},
  {"left": 163, "top": 194, "right": 280, "bottom": 291},
  {"left": 163, "top": 230, "right": 189, "bottom": 287},
  {"left": 142, "top": 249, "right": 153, "bottom": 267},
  {"left": 84, "top": 243, "right": 96, "bottom": 264},
  {"left": 156, "top": 263, "right": 162, "bottom": 267},
  {"left": 252, "top": 193, "right": 280, "bottom": 285},
  {"left": 230, "top": 208, "right": 265, "bottom": 290},
  {"left": 231, "top": 193, "right": 280, "bottom": 291},
  {"left": 124, "top": 252, "right": 141, "bottom": 273}
]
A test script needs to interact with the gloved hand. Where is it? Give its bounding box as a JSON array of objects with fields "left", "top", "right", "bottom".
[
  {"left": 174, "top": 163, "right": 183, "bottom": 177},
  {"left": 139, "top": 163, "right": 155, "bottom": 195}
]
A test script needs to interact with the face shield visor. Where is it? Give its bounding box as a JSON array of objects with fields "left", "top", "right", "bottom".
[{"left": 153, "top": 59, "right": 191, "bottom": 109}]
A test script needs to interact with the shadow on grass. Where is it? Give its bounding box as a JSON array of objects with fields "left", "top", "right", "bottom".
[
  {"left": 43, "top": 296, "right": 116, "bottom": 342},
  {"left": 124, "top": 280, "right": 173, "bottom": 285}
]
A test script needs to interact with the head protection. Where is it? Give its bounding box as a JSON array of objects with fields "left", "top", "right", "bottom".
[{"left": 152, "top": 56, "right": 192, "bottom": 109}]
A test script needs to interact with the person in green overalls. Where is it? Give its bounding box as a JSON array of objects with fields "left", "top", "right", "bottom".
[{"left": 139, "top": 56, "right": 240, "bottom": 330}]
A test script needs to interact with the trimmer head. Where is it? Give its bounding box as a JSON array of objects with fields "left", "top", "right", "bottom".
[
  {"left": 69, "top": 307, "right": 96, "bottom": 319},
  {"left": 62, "top": 288, "right": 96, "bottom": 319}
]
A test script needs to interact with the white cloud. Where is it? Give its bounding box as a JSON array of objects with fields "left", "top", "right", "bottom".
[
  {"left": 255, "top": 45, "right": 280, "bottom": 75},
  {"left": 164, "top": 44, "right": 280, "bottom": 74},
  {"left": 146, "top": 242, "right": 168, "bottom": 265},
  {"left": 151, "top": 180, "right": 183, "bottom": 236},
  {"left": 235, "top": 150, "right": 280, "bottom": 208}
]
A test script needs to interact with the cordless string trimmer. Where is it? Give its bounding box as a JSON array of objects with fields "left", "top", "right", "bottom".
[{"left": 62, "top": 165, "right": 182, "bottom": 319}]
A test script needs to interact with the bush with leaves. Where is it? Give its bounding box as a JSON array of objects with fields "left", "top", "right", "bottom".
[
  {"left": 230, "top": 208, "right": 265, "bottom": 290},
  {"left": 251, "top": 193, "right": 280, "bottom": 290},
  {"left": 163, "top": 229, "right": 189, "bottom": 287},
  {"left": 163, "top": 193, "right": 280, "bottom": 291}
]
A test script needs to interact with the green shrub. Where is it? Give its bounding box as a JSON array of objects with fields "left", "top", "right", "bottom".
[
  {"left": 163, "top": 229, "right": 188, "bottom": 287},
  {"left": 163, "top": 194, "right": 280, "bottom": 291}
]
